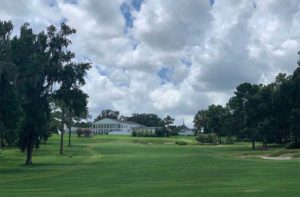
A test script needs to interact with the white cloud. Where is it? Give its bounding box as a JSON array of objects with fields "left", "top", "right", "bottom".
[{"left": 2, "top": 0, "right": 300, "bottom": 127}]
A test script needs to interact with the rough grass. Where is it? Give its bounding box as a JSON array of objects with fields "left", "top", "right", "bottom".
[
  {"left": 0, "top": 135, "right": 300, "bottom": 197},
  {"left": 268, "top": 149, "right": 300, "bottom": 158}
]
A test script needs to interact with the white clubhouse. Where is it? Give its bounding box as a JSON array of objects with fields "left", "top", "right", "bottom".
[{"left": 92, "top": 118, "right": 144, "bottom": 135}]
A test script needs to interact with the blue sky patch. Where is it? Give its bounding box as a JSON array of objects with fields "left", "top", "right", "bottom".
[
  {"left": 158, "top": 67, "right": 172, "bottom": 83},
  {"left": 64, "top": 0, "right": 78, "bottom": 5},
  {"left": 121, "top": 0, "right": 144, "bottom": 33},
  {"left": 181, "top": 58, "right": 192, "bottom": 68},
  {"left": 132, "top": 0, "right": 144, "bottom": 11},
  {"left": 121, "top": 2, "right": 133, "bottom": 29}
]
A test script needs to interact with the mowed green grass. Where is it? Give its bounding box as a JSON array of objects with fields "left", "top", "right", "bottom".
[{"left": 0, "top": 135, "right": 300, "bottom": 197}]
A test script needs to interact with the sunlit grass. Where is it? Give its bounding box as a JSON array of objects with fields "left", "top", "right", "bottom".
[{"left": 1, "top": 135, "right": 299, "bottom": 197}]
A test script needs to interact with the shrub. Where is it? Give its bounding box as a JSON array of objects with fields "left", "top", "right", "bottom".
[
  {"left": 155, "top": 127, "right": 170, "bottom": 137},
  {"left": 77, "top": 129, "right": 92, "bottom": 137},
  {"left": 196, "top": 133, "right": 218, "bottom": 144},
  {"left": 132, "top": 130, "right": 137, "bottom": 137},
  {"left": 131, "top": 130, "right": 155, "bottom": 137},
  {"left": 175, "top": 141, "right": 187, "bottom": 145},
  {"left": 285, "top": 141, "right": 300, "bottom": 149},
  {"left": 132, "top": 127, "right": 169, "bottom": 137}
]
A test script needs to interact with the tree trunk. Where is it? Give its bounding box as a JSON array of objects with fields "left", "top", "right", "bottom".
[
  {"left": 284, "top": 132, "right": 288, "bottom": 145},
  {"left": 68, "top": 109, "right": 72, "bottom": 147},
  {"left": 60, "top": 107, "right": 65, "bottom": 155},
  {"left": 25, "top": 142, "right": 33, "bottom": 165},
  {"left": 262, "top": 137, "right": 267, "bottom": 148},
  {"left": 252, "top": 130, "right": 256, "bottom": 150}
]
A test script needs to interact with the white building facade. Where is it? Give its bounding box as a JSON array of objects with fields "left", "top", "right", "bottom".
[
  {"left": 92, "top": 118, "right": 143, "bottom": 135},
  {"left": 179, "top": 128, "right": 195, "bottom": 136}
]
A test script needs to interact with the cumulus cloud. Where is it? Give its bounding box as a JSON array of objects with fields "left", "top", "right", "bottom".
[{"left": 2, "top": 0, "right": 300, "bottom": 127}]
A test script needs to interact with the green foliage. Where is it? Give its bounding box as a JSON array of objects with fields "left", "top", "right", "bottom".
[
  {"left": 94, "top": 109, "right": 120, "bottom": 121},
  {"left": 175, "top": 141, "right": 187, "bottom": 145},
  {"left": 163, "top": 115, "right": 174, "bottom": 127},
  {"left": 131, "top": 130, "right": 155, "bottom": 137},
  {"left": 0, "top": 20, "right": 90, "bottom": 163},
  {"left": 285, "top": 141, "right": 300, "bottom": 149},
  {"left": 168, "top": 125, "right": 180, "bottom": 136},
  {"left": 125, "top": 113, "right": 165, "bottom": 127},
  {"left": 73, "top": 121, "right": 92, "bottom": 128},
  {"left": 155, "top": 127, "right": 170, "bottom": 137},
  {"left": 225, "top": 136, "right": 234, "bottom": 144},
  {"left": 77, "top": 129, "right": 92, "bottom": 138},
  {"left": 193, "top": 109, "right": 207, "bottom": 133},
  {"left": 196, "top": 133, "right": 218, "bottom": 144},
  {"left": 0, "top": 21, "right": 23, "bottom": 147},
  {"left": 131, "top": 127, "right": 169, "bottom": 137},
  {"left": 194, "top": 105, "right": 231, "bottom": 144}
]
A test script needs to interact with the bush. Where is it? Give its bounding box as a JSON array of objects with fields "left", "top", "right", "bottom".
[
  {"left": 132, "top": 130, "right": 137, "bottom": 137},
  {"left": 175, "top": 141, "right": 187, "bottom": 145},
  {"left": 155, "top": 127, "right": 170, "bottom": 137},
  {"left": 77, "top": 129, "right": 92, "bottom": 137},
  {"left": 196, "top": 133, "right": 218, "bottom": 144},
  {"left": 131, "top": 130, "right": 155, "bottom": 137},
  {"left": 285, "top": 141, "right": 300, "bottom": 149},
  {"left": 132, "top": 127, "right": 169, "bottom": 137}
]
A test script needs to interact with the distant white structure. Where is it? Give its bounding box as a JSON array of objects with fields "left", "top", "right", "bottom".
[
  {"left": 92, "top": 118, "right": 144, "bottom": 135},
  {"left": 179, "top": 128, "right": 194, "bottom": 136},
  {"left": 178, "top": 119, "right": 194, "bottom": 136},
  {"left": 132, "top": 126, "right": 158, "bottom": 135},
  {"left": 63, "top": 125, "right": 79, "bottom": 133}
]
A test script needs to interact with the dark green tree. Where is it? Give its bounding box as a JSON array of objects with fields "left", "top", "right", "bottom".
[
  {"left": 289, "top": 56, "right": 300, "bottom": 146},
  {"left": 205, "top": 105, "right": 228, "bottom": 144},
  {"left": 51, "top": 24, "right": 90, "bottom": 152},
  {"left": 126, "top": 113, "right": 164, "bottom": 127},
  {"left": 163, "top": 115, "right": 175, "bottom": 127},
  {"left": 0, "top": 20, "right": 90, "bottom": 164},
  {"left": 0, "top": 21, "right": 23, "bottom": 148},
  {"left": 272, "top": 73, "right": 292, "bottom": 144},
  {"left": 94, "top": 109, "right": 120, "bottom": 121},
  {"left": 228, "top": 83, "right": 260, "bottom": 149},
  {"left": 193, "top": 109, "right": 208, "bottom": 134},
  {"left": 10, "top": 23, "right": 54, "bottom": 164}
]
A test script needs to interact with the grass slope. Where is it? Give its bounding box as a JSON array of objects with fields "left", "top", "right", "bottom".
[{"left": 0, "top": 135, "right": 300, "bottom": 197}]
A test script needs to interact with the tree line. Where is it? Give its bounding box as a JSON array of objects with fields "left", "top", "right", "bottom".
[
  {"left": 0, "top": 21, "right": 90, "bottom": 164},
  {"left": 194, "top": 53, "right": 300, "bottom": 150}
]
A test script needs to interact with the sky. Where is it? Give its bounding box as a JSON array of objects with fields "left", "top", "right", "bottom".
[{"left": 1, "top": 0, "right": 300, "bottom": 127}]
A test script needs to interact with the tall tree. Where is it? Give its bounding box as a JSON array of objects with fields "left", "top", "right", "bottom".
[
  {"left": 193, "top": 109, "right": 208, "bottom": 133},
  {"left": 205, "top": 105, "right": 228, "bottom": 144},
  {"left": 126, "top": 113, "right": 164, "bottom": 127},
  {"left": 0, "top": 20, "right": 90, "bottom": 164},
  {"left": 0, "top": 21, "right": 23, "bottom": 148},
  {"left": 163, "top": 115, "right": 175, "bottom": 127},
  {"left": 272, "top": 73, "right": 292, "bottom": 144},
  {"left": 51, "top": 24, "right": 90, "bottom": 153},
  {"left": 228, "top": 83, "right": 260, "bottom": 149},
  {"left": 94, "top": 109, "right": 120, "bottom": 121},
  {"left": 289, "top": 56, "right": 300, "bottom": 146},
  {"left": 255, "top": 85, "right": 274, "bottom": 147},
  {"left": 65, "top": 90, "right": 89, "bottom": 147},
  {"left": 10, "top": 23, "right": 53, "bottom": 164}
]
